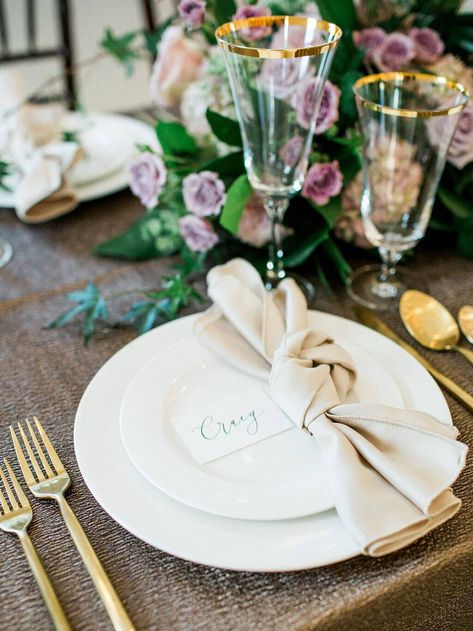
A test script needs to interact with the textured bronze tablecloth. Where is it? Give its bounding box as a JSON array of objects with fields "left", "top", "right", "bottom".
[{"left": 1, "top": 192, "right": 472, "bottom": 631}]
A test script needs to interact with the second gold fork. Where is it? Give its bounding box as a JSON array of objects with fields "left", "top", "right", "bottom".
[{"left": 11, "top": 417, "right": 135, "bottom": 631}]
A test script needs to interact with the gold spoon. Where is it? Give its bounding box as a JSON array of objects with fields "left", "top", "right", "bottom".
[
  {"left": 459, "top": 305, "right": 473, "bottom": 344},
  {"left": 400, "top": 290, "right": 473, "bottom": 365}
]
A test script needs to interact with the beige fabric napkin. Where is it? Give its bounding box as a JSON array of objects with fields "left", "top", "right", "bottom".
[
  {"left": 2, "top": 104, "right": 82, "bottom": 223},
  {"left": 194, "top": 258, "right": 468, "bottom": 557},
  {"left": 15, "top": 142, "right": 82, "bottom": 223}
]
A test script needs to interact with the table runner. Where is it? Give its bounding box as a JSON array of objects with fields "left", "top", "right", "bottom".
[{"left": 0, "top": 191, "right": 472, "bottom": 630}]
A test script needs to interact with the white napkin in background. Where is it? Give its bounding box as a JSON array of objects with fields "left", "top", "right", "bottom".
[
  {"left": 195, "top": 259, "right": 468, "bottom": 557},
  {"left": 1, "top": 100, "right": 82, "bottom": 223}
]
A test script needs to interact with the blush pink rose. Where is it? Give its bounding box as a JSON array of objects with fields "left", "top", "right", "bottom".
[
  {"left": 183, "top": 171, "right": 226, "bottom": 216},
  {"left": 302, "top": 160, "right": 343, "bottom": 206},
  {"left": 150, "top": 26, "right": 204, "bottom": 109},
  {"left": 279, "top": 135, "right": 305, "bottom": 169},
  {"left": 371, "top": 32, "right": 415, "bottom": 71},
  {"left": 447, "top": 101, "right": 473, "bottom": 170},
  {"left": 314, "top": 80, "right": 340, "bottom": 135},
  {"left": 128, "top": 152, "right": 167, "bottom": 209},
  {"left": 179, "top": 215, "right": 219, "bottom": 252},
  {"left": 234, "top": 5, "right": 271, "bottom": 41},
  {"left": 409, "top": 27, "right": 444, "bottom": 64},
  {"left": 237, "top": 193, "right": 272, "bottom": 247}
]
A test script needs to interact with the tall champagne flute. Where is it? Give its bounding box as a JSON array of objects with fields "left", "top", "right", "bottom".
[
  {"left": 216, "top": 16, "right": 342, "bottom": 293},
  {"left": 349, "top": 72, "right": 469, "bottom": 310}
]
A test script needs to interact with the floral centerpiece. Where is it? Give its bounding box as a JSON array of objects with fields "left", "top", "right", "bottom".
[{"left": 49, "top": 0, "right": 473, "bottom": 341}]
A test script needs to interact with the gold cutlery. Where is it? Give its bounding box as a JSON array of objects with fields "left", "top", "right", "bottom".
[
  {"left": 356, "top": 306, "right": 473, "bottom": 414},
  {"left": 399, "top": 290, "right": 473, "bottom": 366},
  {"left": 11, "top": 418, "right": 135, "bottom": 631},
  {"left": 0, "top": 458, "right": 71, "bottom": 630},
  {"left": 459, "top": 306, "right": 473, "bottom": 344}
]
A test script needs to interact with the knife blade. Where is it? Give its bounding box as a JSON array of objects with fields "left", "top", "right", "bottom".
[{"left": 355, "top": 306, "right": 473, "bottom": 414}]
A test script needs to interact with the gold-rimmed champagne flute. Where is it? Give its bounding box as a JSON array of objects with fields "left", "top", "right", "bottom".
[
  {"left": 349, "top": 72, "right": 469, "bottom": 310},
  {"left": 216, "top": 16, "right": 342, "bottom": 295}
]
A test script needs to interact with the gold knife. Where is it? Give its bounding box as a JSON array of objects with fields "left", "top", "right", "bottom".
[{"left": 356, "top": 306, "right": 473, "bottom": 414}]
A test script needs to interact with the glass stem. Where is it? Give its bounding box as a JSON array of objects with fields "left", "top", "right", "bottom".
[
  {"left": 378, "top": 247, "right": 402, "bottom": 284},
  {"left": 263, "top": 196, "right": 289, "bottom": 290}
]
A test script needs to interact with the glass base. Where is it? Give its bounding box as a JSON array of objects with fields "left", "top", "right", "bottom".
[
  {"left": 265, "top": 271, "right": 315, "bottom": 304},
  {"left": 347, "top": 264, "right": 424, "bottom": 311},
  {"left": 0, "top": 237, "right": 12, "bottom": 268}
]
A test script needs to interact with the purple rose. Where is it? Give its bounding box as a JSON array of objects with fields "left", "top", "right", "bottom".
[
  {"left": 183, "top": 171, "right": 226, "bottom": 217},
  {"left": 353, "top": 27, "right": 386, "bottom": 59},
  {"left": 234, "top": 5, "right": 271, "bottom": 41},
  {"left": 315, "top": 80, "right": 340, "bottom": 135},
  {"left": 279, "top": 135, "right": 305, "bottom": 169},
  {"left": 128, "top": 152, "right": 167, "bottom": 209},
  {"left": 409, "top": 28, "right": 444, "bottom": 64},
  {"left": 294, "top": 77, "right": 326, "bottom": 130},
  {"left": 178, "top": 0, "right": 206, "bottom": 28},
  {"left": 302, "top": 160, "right": 343, "bottom": 206},
  {"left": 179, "top": 215, "right": 219, "bottom": 252},
  {"left": 372, "top": 32, "right": 415, "bottom": 71},
  {"left": 447, "top": 102, "right": 473, "bottom": 170}
]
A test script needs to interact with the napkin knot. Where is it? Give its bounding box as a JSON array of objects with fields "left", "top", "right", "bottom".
[{"left": 270, "top": 329, "right": 356, "bottom": 431}]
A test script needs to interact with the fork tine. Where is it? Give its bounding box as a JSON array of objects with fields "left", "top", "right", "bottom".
[
  {"left": 0, "top": 462, "right": 18, "bottom": 510},
  {"left": 10, "top": 426, "right": 36, "bottom": 487},
  {"left": 26, "top": 419, "right": 54, "bottom": 479},
  {"left": 0, "top": 478, "right": 8, "bottom": 514},
  {"left": 4, "top": 459, "right": 29, "bottom": 508},
  {"left": 18, "top": 422, "right": 45, "bottom": 482},
  {"left": 33, "top": 417, "right": 65, "bottom": 474}
]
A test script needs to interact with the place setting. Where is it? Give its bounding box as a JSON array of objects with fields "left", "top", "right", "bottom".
[
  {"left": 73, "top": 15, "right": 469, "bottom": 574},
  {"left": 1, "top": 2, "right": 472, "bottom": 630}
]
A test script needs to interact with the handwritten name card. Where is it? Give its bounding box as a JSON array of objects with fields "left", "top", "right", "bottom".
[{"left": 172, "top": 386, "right": 293, "bottom": 464}]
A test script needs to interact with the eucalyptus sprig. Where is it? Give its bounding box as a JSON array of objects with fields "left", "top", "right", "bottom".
[{"left": 47, "top": 249, "right": 206, "bottom": 345}]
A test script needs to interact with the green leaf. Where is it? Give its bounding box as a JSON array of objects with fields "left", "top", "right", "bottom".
[
  {"left": 155, "top": 121, "right": 199, "bottom": 157},
  {"left": 100, "top": 28, "right": 139, "bottom": 76},
  {"left": 219, "top": 174, "right": 253, "bottom": 234},
  {"left": 47, "top": 282, "right": 108, "bottom": 345},
  {"left": 95, "top": 209, "right": 182, "bottom": 260},
  {"left": 438, "top": 186, "right": 472, "bottom": 219},
  {"left": 206, "top": 110, "right": 242, "bottom": 147},
  {"left": 311, "top": 197, "right": 343, "bottom": 229},
  {"left": 122, "top": 300, "right": 161, "bottom": 334},
  {"left": 143, "top": 16, "right": 174, "bottom": 54},
  {"left": 284, "top": 226, "right": 329, "bottom": 268},
  {"left": 320, "top": 239, "right": 351, "bottom": 283},
  {"left": 316, "top": 0, "right": 357, "bottom": 32},
  {"left": 199, "top": 151, "right": 244, "bottom": 177},
  {"left": 339, "top": 70, "right": 363, "bottom": 121},
  {"left": 209, "top": 0, "right": 237, "bottom": 24}
]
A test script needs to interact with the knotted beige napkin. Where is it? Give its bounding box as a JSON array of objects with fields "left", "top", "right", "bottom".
[
  {"left": 194, "top": 259, "right": 468, "bottom": 556},
  {"left": 2, "top": 104, "right": 82, "bottom": 223}
]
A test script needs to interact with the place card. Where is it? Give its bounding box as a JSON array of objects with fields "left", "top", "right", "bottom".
[{"left": 172, "top": 386, "right": 293, "bottom": 464}]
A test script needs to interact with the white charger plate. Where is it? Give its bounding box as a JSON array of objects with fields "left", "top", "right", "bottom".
[
  {"left": 120, "top": 335, "right": 403, "bottom": 521},
  {"left": 0, "top": 113, "right": 158, "bottom": 207},
  {"left": 74, "top": 311, "right": 451, "bottom": 572}
]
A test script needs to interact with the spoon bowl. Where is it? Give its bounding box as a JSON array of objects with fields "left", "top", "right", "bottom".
[
  {"left": 459, "top": 305, "right": 473, "bottom": 344},
  {"left": 400, "top": 290, "right": 473, "bottom": 365}
]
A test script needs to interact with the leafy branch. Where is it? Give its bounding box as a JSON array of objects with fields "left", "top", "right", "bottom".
[{"left": 47, "top": 249, "right": 206, "bottom": 345}]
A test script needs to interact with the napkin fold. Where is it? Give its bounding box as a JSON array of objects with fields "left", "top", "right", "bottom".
[
  {"left": 195, "top": 259, "right": 468, "bottom": 556},
  {"left": 15, "top": 141, "right": 82, "bottom": 223},
  {"left": 2, "top": 103, "right": 82, "bottom": 223}
]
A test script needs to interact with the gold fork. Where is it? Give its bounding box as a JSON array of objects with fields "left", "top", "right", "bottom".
[
  {"left": 0, "top": 457, "right": 71, "bottom": 630},
  {"left": 11, "top": 417, "right": 135, "bottom": 631}
]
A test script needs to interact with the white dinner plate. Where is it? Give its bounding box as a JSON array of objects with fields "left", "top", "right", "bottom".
[
  {"left": 120, "top": 334, "right": 403, "bottom": 521},
  {"left": 0, "top": 113, "right": 158, "bottom": 208},
  {"left": 74, "top": 311, "right": 451, "bottom": 572}
]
